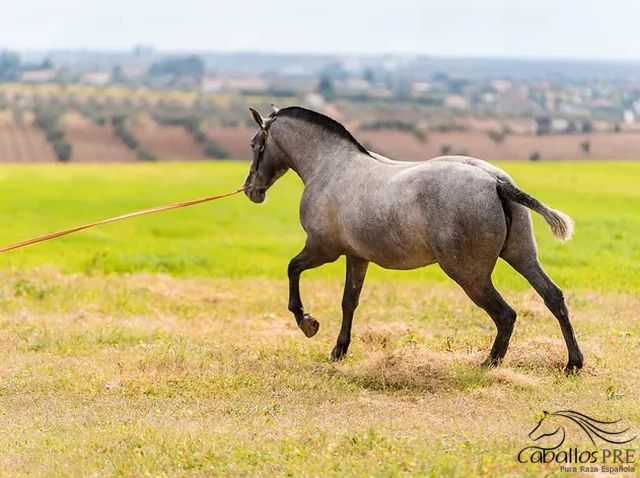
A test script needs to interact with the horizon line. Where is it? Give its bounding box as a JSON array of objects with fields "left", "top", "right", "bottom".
[{"left": 8, "top": 47, "right": 640, "bottom": 65}]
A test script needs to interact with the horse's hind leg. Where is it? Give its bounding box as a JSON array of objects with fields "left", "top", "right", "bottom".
[
  {"left": 500, "top": 206, "right": 583, "bottom": 371},
  {"left": 332, "top": 256, "right": 369, "bottom": 361},
  {"left": 434, "top": 212, "right": 516, "bottom": 366},
  {"left": 438, "top": 256, "right": 516, "bottom": 366},
  {"left": 458, "top": 276, "right": 517, "bottom": 367},
  {"left": 288, "top": 243, "right": 336, "bottom": 338},
  {"left": 505, "top": 256, "right": 583, "bottom": 371}
]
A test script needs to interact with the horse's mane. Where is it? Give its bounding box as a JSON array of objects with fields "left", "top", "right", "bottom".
[{"left": 277, "top": 106, "right": 371, "bottom": 156}]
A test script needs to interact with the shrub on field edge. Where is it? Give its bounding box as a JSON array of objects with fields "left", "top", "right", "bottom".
[
  {"left": 34, "top": 106, "right": 73, "bottom": 162},
  {"left": 12, "top": 106, "right": 24, "bottom": 125},
  {"left": 203, "top": 141, "right": 231, "bottom": 159},
  {"left": 53, "top": 140, "right": 72, "bottom": 162},
  {"left": 111, "top": 115, "right": 158, "bottom": 161},
  {"left": 112, "top": 116, "right": 140, "bottom": 150},
  {"left": 137, "top": 148, "right": 157, "bottom": 161}
]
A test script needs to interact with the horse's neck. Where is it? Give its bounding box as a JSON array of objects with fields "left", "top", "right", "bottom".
[
  {"left": 286, "top": 148, "right": 413, "bottom": 184},
  {"left": 275, "top": 127, "right": 362, "bottom": 184}
]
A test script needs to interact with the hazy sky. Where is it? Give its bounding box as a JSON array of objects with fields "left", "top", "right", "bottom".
[{"left": 3, "top": 0, "right": 639, "bottom": 60}]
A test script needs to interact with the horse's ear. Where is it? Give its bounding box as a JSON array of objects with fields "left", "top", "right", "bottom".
[
  {"left": 249, "top": 107, "right": 265, "bottom": 129},
  {"left": 543, "top": 411, "right": 549, "bottom": 416},
  {"left": 271, "top": 103, "right": 279, "bottom": 115}
]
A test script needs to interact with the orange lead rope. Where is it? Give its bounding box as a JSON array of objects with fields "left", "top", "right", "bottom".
[{"left": 0, "top": 187, "right": 246, "bottom": 254}]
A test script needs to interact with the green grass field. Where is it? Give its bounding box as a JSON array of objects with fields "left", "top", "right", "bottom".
[
  {"left": 0, "top": 161, "right": 638, "bottom": 290},
  {"left": 0, "top": 161, "right": 638, "bottom": 477}
]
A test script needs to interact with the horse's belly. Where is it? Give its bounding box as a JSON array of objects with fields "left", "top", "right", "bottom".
[
  {"left": 347, "top": 232, "right": 437, "bottom": 270},
  {"left": 370, "top": 247, "right": 437, "bottom": 270}
]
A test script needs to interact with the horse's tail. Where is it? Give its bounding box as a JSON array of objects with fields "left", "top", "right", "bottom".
[{"left": 496, "top": 179, "right": 574, "bottom": 242}]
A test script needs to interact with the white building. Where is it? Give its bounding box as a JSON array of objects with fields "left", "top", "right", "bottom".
[{"left": 623, "top": 109, "right": 636, "bottom": 124}]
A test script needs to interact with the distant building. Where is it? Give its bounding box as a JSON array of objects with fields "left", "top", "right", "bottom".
[
  {"left": 229, "top": 76, "right": 268, "bottom": 92},
  {"left": 550, "top": 118, "right": 570, "bottom": 133},
  {"left": 490, "top": 79, "right": 513, "bottom": 94},
  {"left": 590, "top": 98, "right": 614, "bottom": 109},
  {"left": 201, "top": 76, "right": 268, "bottom": 93},
  {"left": 506, "top": 118, "right": 537, "bottom": 135},
  {"left": 445, "top": 94, "right": 469, "bottom": 110},
  {"left": 120, "top": 65, "right": 146, "bottom": 81},
  {"left": 558, "top": 104, "right": 591, "bottom": 117},
  {"left": 336, "top": 77, "right": 372, "bottom": 96},
  {"left": 368, "top": 87, "right": 393, "bottom": 99},
  {"left": 481, "top": 92, "right": 497, "bottom": 105},
  {"left": 536, "top": 116, "right": 589, "bottom": 134},
  {"left": 411, "top": 82, "right": 431, "bottom": 96},
  {"left": 80, "top": 71, "right": 111, "bottom": 86},
  {"left": 302, "top": 92, "right": 325, "bottom": 110},
  {"left": 535, "top": 116, "right": 551, "bottom": 134},
  {"left": 21, "top": 69, "right": 57, "bottom": 83},
  {"left": 200, "top": 77, "right": 223, "bottom": 93},
  {"left": 623, "top": 109, "right": 635, "bottom": 124},
  {"left": 497, "top": 90, "right": 529, "bottom": 114}
]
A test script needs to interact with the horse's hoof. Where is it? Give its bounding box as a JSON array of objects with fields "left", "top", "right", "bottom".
[
  {"left": 564, "top": 361, "right": 583, "bottom": 374},
  {"left": 299, "top": 314, "right": 320, "bottom": 338},
  {"left": 564, "top": 352, "right": 584, "bottom": 374},
  {"left": 331, "top": 344, "right": 349, "bottom": 361},
  {"left": 480, "top": 357, "right": 500, "bottom": 368}
]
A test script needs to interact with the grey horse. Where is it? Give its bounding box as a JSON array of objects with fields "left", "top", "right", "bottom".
[{"left": 243, "top": 105, "right": 584, "bottom": 371}]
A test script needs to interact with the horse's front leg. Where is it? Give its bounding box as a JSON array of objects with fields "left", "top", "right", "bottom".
[
  {"left": 332, "top": 256, "right": 369, "bottom": 360},
  {"left": 287, "top": 244, "right": 333, "bottom": 338}
]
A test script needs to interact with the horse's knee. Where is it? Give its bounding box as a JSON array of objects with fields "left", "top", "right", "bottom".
[
  {"left": 544, "top": 285, "right": 568, "bottom": 316},
  {"left": 503, "top": 307, "right": 517, "bottom": 328},
  {"left": 341, "top": 296, "right": 359, "bottom": 313},
  {"left": 287, "top": 259, "right": 299, "bottom": 279},
  {"left": 492, "top": 307, "right": 516, "bottom": 334}
]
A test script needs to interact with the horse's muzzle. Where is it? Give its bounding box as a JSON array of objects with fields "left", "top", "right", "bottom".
[{"left": 245, "top": 186, "right": 266, "bottom": 204}]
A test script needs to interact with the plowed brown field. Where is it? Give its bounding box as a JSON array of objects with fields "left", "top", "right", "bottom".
[
  {"left": 1, "top": 111, "right": 639, "bottom": 162},
  {"left": 0, "top": 111, "right": 56, "bottom": 162},
  {"left": 130, "top": 118, "right": 204, "bottom": 160},
  {"left": 205, "top": 126, "right": 254, "bottom": 160},
  {"left": 357, "top": 129, "right": 640, "bottom": 161},
  {"left": 64, "top": 113, "right": 138, "bottom": 162}
]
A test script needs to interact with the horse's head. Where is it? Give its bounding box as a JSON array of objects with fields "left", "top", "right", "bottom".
[
  {"left": 529, "top": 411, "right": 564, "bottom": 443},
  {"left": 243, "top": 104, "right": 288, "bottom": 204}
]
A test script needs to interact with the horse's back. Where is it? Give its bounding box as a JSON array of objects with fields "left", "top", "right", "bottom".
[
  {"left": 409, "top": 161, "right": 508, "bottom": 262},
  {"left": 332, "top": 158, "right": 508, "bottom": 269},
  {"left": 426, "top": 155, "right": 515, "bottom": 183}
]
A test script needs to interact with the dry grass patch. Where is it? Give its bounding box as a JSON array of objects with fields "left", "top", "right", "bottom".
[{"left": 0, "top": 270, "right": 638, "bottom": 476}]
